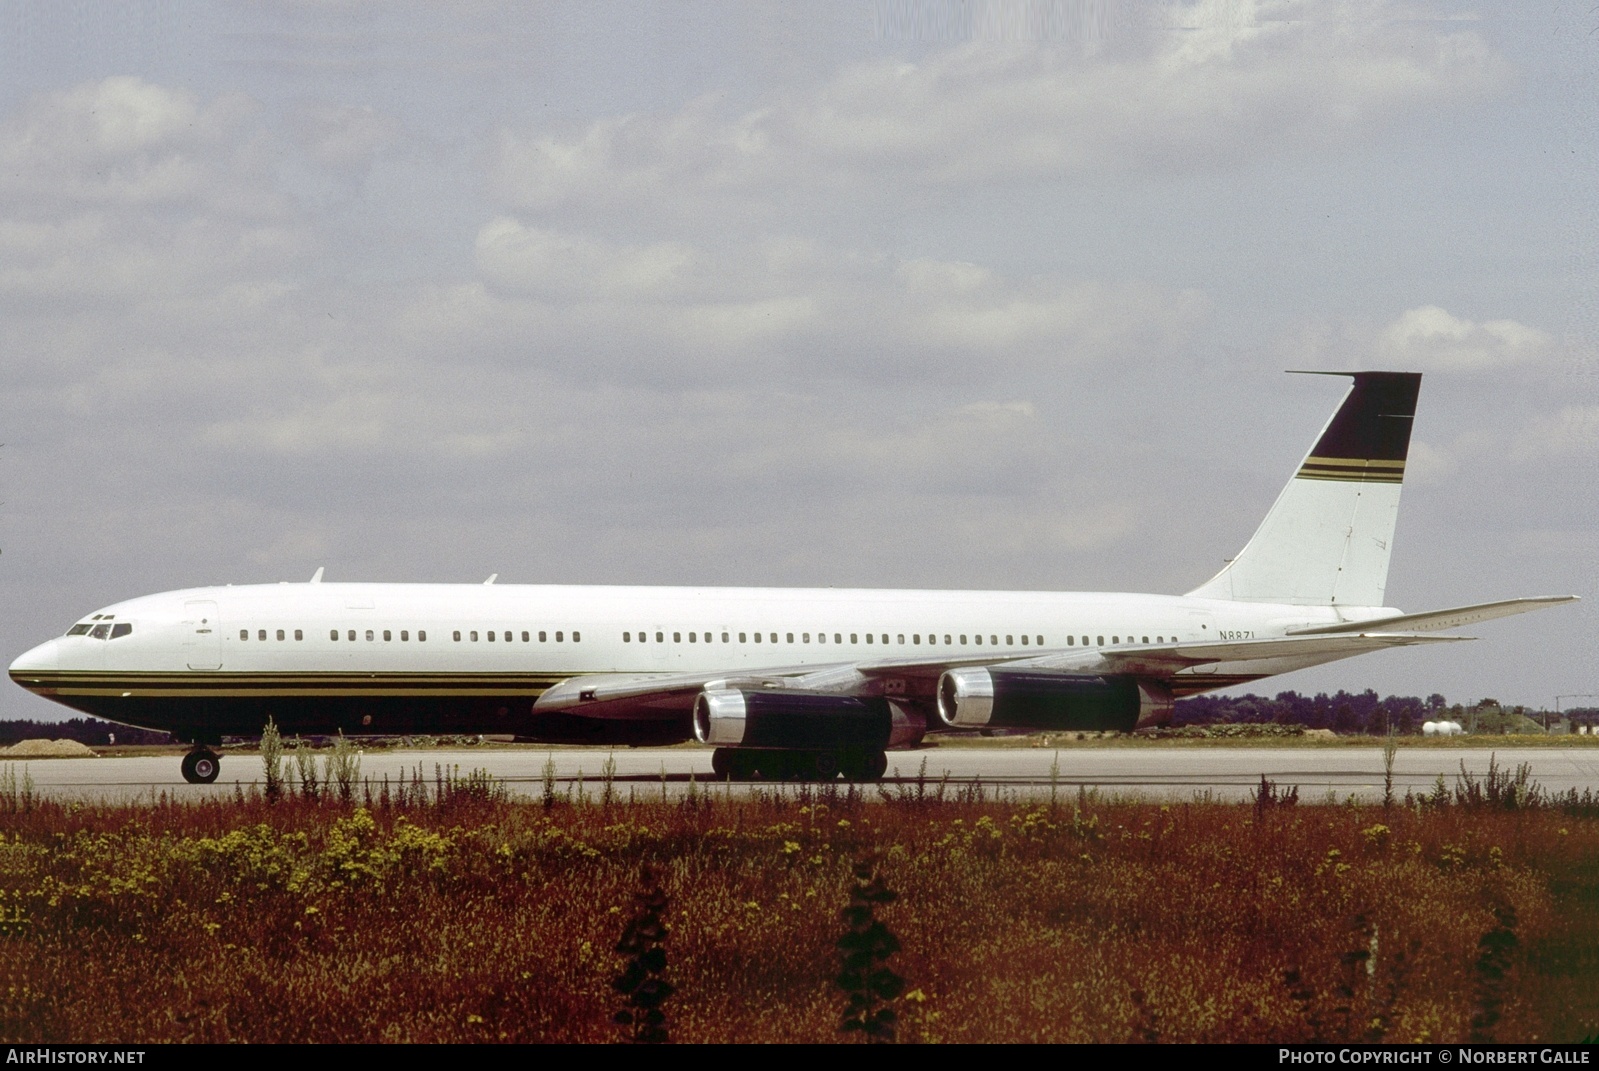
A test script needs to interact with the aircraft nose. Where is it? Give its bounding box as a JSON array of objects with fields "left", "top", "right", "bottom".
[{"left": 9, "top": 639, "right": 60, "bottom": 683}]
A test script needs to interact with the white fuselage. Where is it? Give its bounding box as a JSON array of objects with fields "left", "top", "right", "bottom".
[
  {"left": 16, "top": 582, "right": 1394, "bottom": 679},
  {"left": 9, "top": 583, "right": 1401, "bottom": 749}
]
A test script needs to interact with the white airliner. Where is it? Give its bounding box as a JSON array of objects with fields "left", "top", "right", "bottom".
[{"left": 8, "top": 372, "right": 1576, "bottom": 784}]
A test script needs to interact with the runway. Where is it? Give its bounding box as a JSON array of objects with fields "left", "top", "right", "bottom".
[{"left": 7, "top": 746, "right": 1599, "bottom": 803}]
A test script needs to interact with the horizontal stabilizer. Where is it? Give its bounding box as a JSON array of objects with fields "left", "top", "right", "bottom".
[{"left": 1287, "top": 596, "right": 1578, "bottom": 636}]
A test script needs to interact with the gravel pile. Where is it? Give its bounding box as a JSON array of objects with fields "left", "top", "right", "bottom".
[{"left": 1, "top": 739, "right": 97, "bottom": 757}]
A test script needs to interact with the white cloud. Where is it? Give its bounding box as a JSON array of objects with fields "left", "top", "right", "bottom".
[
  {"left": 443, "top": 221, "right": 1207, "bottom": 380},
  {"left": 1511, "top": 405, "right": 1599, "bottom": 461},
  {"left": 1376, "top": 306, "right": 1553, "bottom": 371},
  {"left": 491, "top": 0, "right": 1507, "bottom": 217},
  {"left": 0, "top": 77, "right": 276, "bottom": 213},
  {"left": 475, "top": 218, "right": 700, "bottom": 301},
  {"left": 289, "top": 102, "right": 402, "bottom": 170}
]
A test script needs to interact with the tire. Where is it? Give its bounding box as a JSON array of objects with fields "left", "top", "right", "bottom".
[
  {"left": 754, "top": 750, "right": 790, "bottom": 781},
  {"left": 810, "top": 750, "right": 841, "bottom": 781},
  {"left": 710, "top": 748, "right": 732, "bottom": 779},
  {"left": 866, "top": 750, "right": 888, "bottom": 780},
  {"left": 728, "top": 750, "right": 760, "bottom": 781},
  {"left": 181, "top": 749, "right": 221, "bottom": 785}
]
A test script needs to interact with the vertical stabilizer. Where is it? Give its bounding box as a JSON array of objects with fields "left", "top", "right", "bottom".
[{"left": 1187, "top": 371, "right": 1421, "bottom": 607}]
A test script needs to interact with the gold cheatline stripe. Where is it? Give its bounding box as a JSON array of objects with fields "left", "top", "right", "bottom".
[
  {"left": 19, "top": 673, "right": 570, "bottom": 684},
  {"left": 53, "top": 693, "right": 553, "bottom": 700},
  {"left": 19, "top": 671, "right": 570, "bottom": 699}
]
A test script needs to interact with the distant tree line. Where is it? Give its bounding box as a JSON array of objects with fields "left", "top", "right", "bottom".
[
  {"left": 1175, "top": 691, "right": 1595, "bottom": 735},
  {"left": 0, "top": 717, "right": 171, "bottom": 746}
]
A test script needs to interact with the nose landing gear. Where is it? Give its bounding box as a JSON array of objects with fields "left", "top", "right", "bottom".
[{"left": 180, "top": 748, "right": 221, "bottom": 785}]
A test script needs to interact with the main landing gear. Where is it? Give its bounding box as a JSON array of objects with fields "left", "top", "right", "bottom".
[
  {"left": 180, "top": 748, "right": 221, "bottom": 785},
  {"left": 710, "top": 747, "right": 889, "bottom": 782}
]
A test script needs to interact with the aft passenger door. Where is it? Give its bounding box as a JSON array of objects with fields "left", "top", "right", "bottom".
[{"left": 183, "top": 600, "right": 222, "bottom": 670}]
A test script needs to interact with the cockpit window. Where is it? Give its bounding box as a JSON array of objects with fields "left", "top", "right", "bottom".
[
  {"left": 66, "top": 624, "right": 92, "bottom": 636},
  {"left": 89, "top": 624, "right": 111, "bottom": 640},
  {"left": 110, "top": 623, "right": 132, "bottom": 639}
]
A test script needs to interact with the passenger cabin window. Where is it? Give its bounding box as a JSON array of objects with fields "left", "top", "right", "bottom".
[
  {"left": 295, "top": 629, "right": 303, "bottom": 641},
  {"left": 540, "top": 631, "right": 548, "bottom": 642},
  {"left": 1007, "top": 635, "right": 1014, "bottom": 645},
  {"left": 400, "top": 631, "right": 408, "bottom": 641},
  {"left": 453, "top": 631, "right": 462, "bottom": 641},
  {"left": 383, "top": 630, "right": 392, "bottom": 641},
  {"left": 786, "top": 633, "right": 794, "bottom": 644},
  {"left": 557, "top": 631, "right": 565, "bottom": 642},
  {"left": 259, "top": 630, "right": 267, "bottom": 641},
  {"left": 418, "top": 631, "right": 426, "bottom": 641},
  {"left": 348, "top": 630, "right": 356, "bottom": 641},
  {"left": 240, "top": 629, "right": 249, "bottom": 641},
  {"left": 277, "top": 629, "right": 286, "bottom": 641},
  {"left": 522, "top": 631, "right": 530, "bottom": 642},
  {"left": 330, "top": 630, "right": 339, "bottom": 641},
  {"left": 470, "top": 631, "right": 478, "bottom": 642},
  {"left": 722, "top": 632, "right": 729, "bottom": 643},
  {"left": 573, "top": 632, "right": 580, "bottom": 642},
  {"left": 488, "top": 631, "right": 496, "bottom": 642}
]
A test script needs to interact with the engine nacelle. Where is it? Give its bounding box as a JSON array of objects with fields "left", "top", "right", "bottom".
[
  {"left": 694, "top": 689, "right": 923, "bottom": 749},
  {"left": 937, "top": 669, "right": 1173, "bottom": 732}
]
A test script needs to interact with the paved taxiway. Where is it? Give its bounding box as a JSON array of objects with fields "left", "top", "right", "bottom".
[{"left": 7, "top": 746, "right": 1598, "bottom": 803}]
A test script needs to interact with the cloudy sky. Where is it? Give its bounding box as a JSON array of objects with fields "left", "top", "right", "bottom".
[{"left": 1, "top": 0, "right": 1594, "bottom": 718}]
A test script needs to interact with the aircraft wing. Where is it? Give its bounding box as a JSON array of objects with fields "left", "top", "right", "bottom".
[
  {"left": 849, "top": 631, "right": 1472, "bottom": 679},
  {"left": 1286, "top": 596, "right": 1578, "bottom": 635},
  {"left": 534, "top": 664, "right": 841, "bottom": 713},
  {"left": 534, "top": 631, "right": 1471, "bottom": 717}
]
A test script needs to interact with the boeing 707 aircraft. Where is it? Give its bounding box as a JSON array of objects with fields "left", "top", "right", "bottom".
[{"left": 8, "top": 372, "right": 1576, "bottom": 783}]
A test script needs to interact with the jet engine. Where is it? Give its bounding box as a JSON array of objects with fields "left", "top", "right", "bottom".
[
  {"left": 693, "top": 689, "right": 923, "bottom": 750},
  {"left": 937, "top": 669, "right": 1173, "bottom": 732}
]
